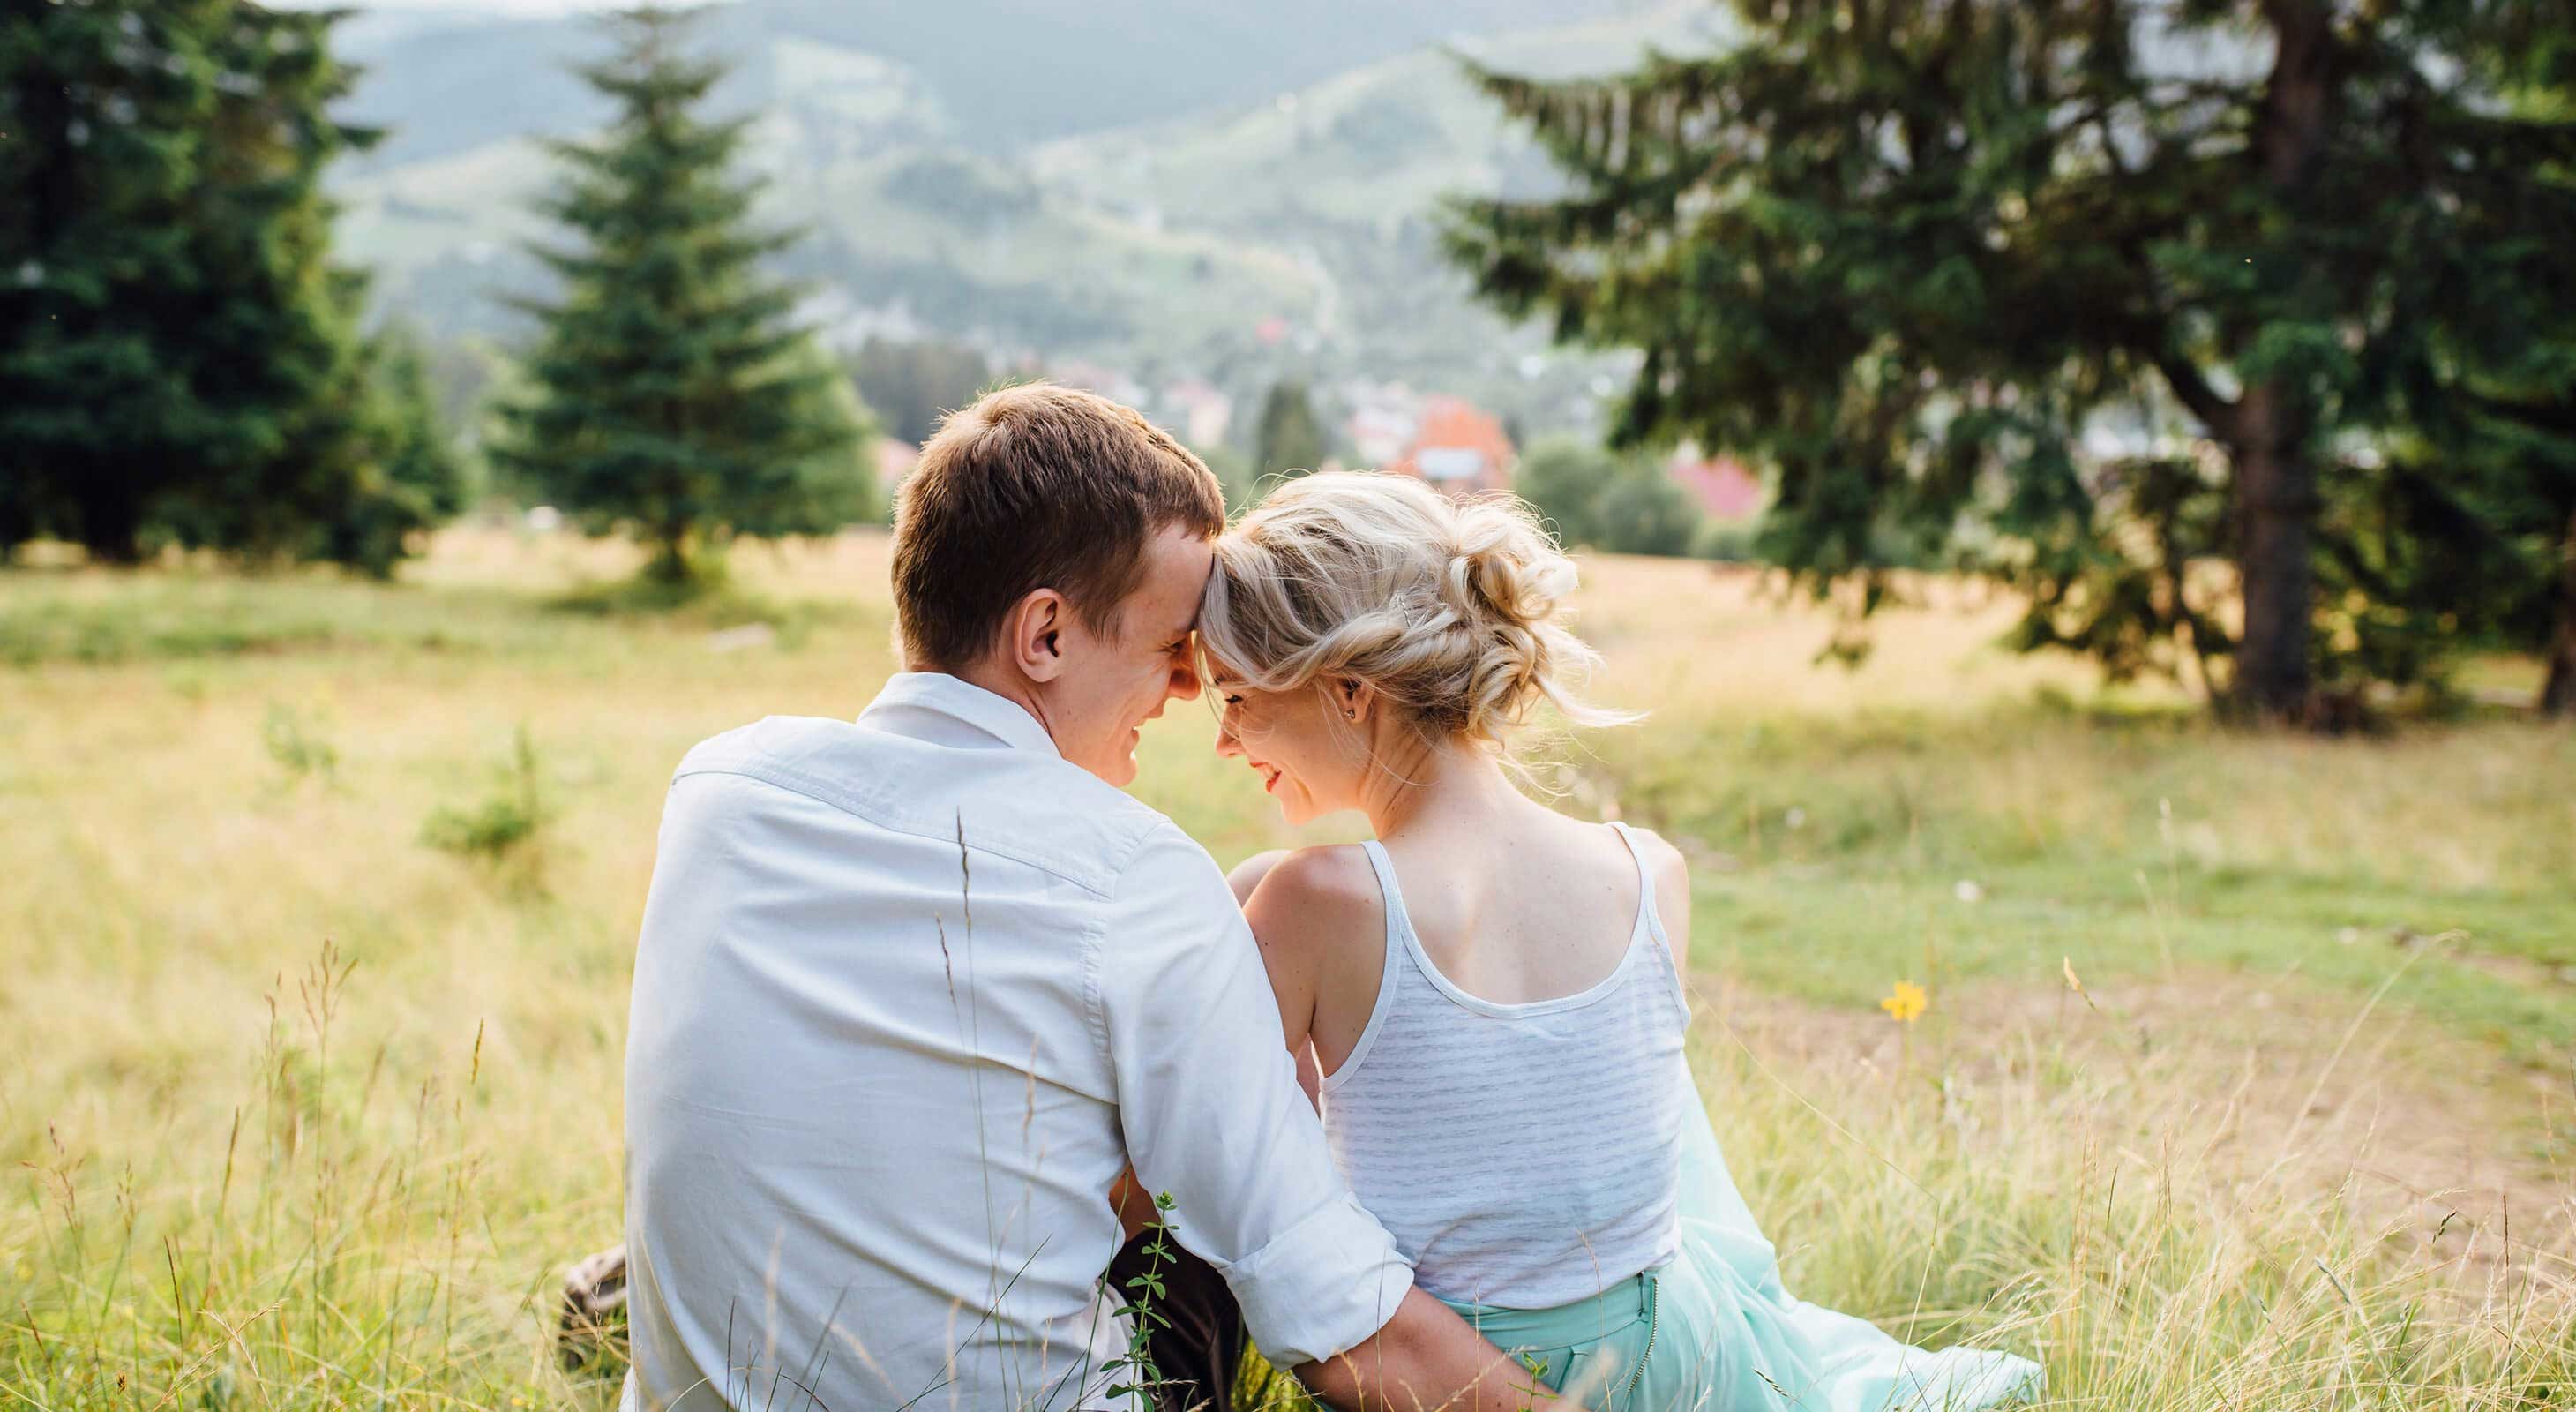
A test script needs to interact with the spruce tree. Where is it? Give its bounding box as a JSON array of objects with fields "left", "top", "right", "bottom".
[
  {"left": 850, "top": 336, "right": 992, "bottom": 446},
  {"left": 1254, "top": 379, "right": 1327, "bottom": 480},
  {"left": 2405, "top": 294, "right": 2576, "bottom": 717},
  {"left": 3, "top": 0, "right": 423, "bottom": 567},
  {"left": 2422, "top": 48, "right": 2576, "bottom": 717},
  {"left": 495, "top": 6, "right": 870, "bottom": 588},
  {"left": 321, "top": 330, "right": 473, "bottom": 578},
  {"left": 1447, "top": 0, "right": 2576, "bottom": 722}
]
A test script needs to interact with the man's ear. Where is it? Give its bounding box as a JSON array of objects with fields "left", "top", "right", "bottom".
[{"left": 1003, "top": 589, "right": 1071, "bottom": 683}]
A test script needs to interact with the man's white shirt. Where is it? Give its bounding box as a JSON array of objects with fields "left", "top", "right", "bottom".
[{"left": 622, "top": 672, "right": 1413, "bottom": 1411}]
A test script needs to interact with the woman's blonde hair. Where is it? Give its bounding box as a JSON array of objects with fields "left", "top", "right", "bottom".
[{"left": 1198, "top": 470, "right": 1631, "bottom": 755}]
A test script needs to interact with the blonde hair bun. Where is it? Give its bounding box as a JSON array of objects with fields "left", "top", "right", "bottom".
[{"left": 1200, "top": 470, "right": 1630, "bottom": 752}]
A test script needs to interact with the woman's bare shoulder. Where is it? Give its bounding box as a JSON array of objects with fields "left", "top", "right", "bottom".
[
  {"left": 1616, "top": 822, "right": 1691, "bottom": 888},
  {"left": 1615, "top": 822, "right": 1694, "bottom": 973},
  {"left": 1228, "top": 845, "right": 1379, "bottom": 1015},
  {"left": 1241, "top": 844, "right": 1383, "bottom": 945}
]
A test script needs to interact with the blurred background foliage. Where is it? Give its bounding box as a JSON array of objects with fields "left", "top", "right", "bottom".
[
  {"left": 6, "top": 4, "right": 2576, "bottom": 1407},
  {"left": 9, "top": 0, "right": 2571, "bottom": 721},
  {"left": 1446, "top": 0, "right": 2576, "bottom": 722}
]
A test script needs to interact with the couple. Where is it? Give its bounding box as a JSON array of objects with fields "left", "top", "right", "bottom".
[{"left": 619, "top": 383, "right": 2041, "bottom": 1411}]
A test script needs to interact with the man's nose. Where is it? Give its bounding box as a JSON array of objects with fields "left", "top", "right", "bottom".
[{"left": 1166, "top": 655, "right": 1202, "bottom": 703}]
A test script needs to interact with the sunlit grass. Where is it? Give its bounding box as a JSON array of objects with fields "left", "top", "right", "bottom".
[{"left": 4, "top": 528, "right": 2570, "bottom": 1408}]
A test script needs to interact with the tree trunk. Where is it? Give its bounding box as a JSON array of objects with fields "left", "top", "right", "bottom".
[
  {"left": 2543, "top": 502, "right": 2576, "bottom": 718},
  {"left": 2229, "top": 390, "right": 2317, "bottom": 722},
  {"left": 644, "top": 522, "right": 699, "bottom": 588},
  {"left": 76, "top": 473, "right": 148, "bottom": 566},
  {"left": 2222, "top": 0, "right": 2334, "bottom": 725},
  {"left": 646, "top": 535, "right": 692, "bottom": 586}
]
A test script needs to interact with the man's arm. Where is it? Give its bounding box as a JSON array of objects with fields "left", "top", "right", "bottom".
[
  {"left": 1224, "top": 849, "right": 1563, "bottom": 1408},
  {"left": 1104, "top": 827, "right": 1569, "bottom": 1412},
  {"left": 1297, "top": 1287, "right": 1568, "bottom": 1412}
]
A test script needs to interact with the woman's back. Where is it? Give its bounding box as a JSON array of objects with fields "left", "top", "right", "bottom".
[
  {"left": 1315, "top": 817, "right": 1692, "bottom": 1309},
  {"left": 1202, "top": 470, "right": 2039, "bottom": 1408}
]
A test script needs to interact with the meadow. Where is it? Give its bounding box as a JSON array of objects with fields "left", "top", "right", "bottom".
[{"left": 4, "top": 526, "right": 2572, "bottom": 1410}]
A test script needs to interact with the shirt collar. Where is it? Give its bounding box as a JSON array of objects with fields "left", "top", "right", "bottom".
[{"left": 859, "top": 672, "right": 1061, "bottom": 759}]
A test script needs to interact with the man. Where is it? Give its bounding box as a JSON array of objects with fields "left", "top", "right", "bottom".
[{"left": 622, "top": 383, "right": 1561, "bottom": 1411}]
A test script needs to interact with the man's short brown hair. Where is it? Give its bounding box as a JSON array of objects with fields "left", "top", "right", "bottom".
[{"left": 893, "top": 382, "right": 1227, "bottom": 670}]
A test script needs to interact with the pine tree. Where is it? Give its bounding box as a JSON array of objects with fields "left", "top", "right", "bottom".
[
  {"left": 2, "top": 0, "right": 421, "bottom": 567},
  {"left": 2438, "top": 49, "right": 2576, "bottom": 717},
  {"left": 494, "top": 6, "right": 870, "bottom": 588},
  {"left": 2501, "top": 388, "right": 2576, "bottom": 716},
  {"left": 3, "top": 0, "right": 224, "bottom": 560},
  {"left": 2316, "top": 38, "right": 2576, "bottom": 717},
  {"left": 2408, "top": 319, "right": 2576, "bottom": 717},
  {"left": 1447, "top": 0, "right": 2576, "bottom": 722},
  {"left": 850, "top": 336, "right": 992, "bottom": 446},
  {"left": 1254, "top": 379, "right": 1326, "bottom": 480},
  {"left": 319, "top": 330, "right": 474, "bottom": 578},
  {"left": 2548, "top": 503, "right": 2576, "bottom": 716}
]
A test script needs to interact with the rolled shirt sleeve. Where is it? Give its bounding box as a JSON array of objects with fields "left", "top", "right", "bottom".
[{"left": 1097, "top": 824, "right": 1415, "bottom": 1368}]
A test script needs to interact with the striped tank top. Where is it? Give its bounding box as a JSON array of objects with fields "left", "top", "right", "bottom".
[{"left": 1320, "top": 822, "right": 1692, "bottom": 1309}]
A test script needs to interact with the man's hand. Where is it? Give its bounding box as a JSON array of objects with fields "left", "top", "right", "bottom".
[
  {"left": 1292, "top": 1286, "right": 1576, "bottom": 1412},
  {"left": 1108, "top": 1165, "right": 1158, "bottom": 1242}
]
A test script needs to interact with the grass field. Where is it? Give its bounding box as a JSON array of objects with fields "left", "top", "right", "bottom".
[{"left": 5, "top": 526, "right": 2573, "bottom": 1409}]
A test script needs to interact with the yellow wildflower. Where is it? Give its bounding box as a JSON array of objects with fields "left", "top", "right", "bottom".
[
  {"left": 1879, "top": 980, "right": 1928, "bottom": 1025},
  {"left": 2061, "top": 956, "right": 2099, "bottom": 1011}
]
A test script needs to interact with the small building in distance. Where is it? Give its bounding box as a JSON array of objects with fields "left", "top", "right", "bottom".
[
  {"left": 876, "top": 436, "right": 922, "bottom": 491},
  {"left": 1158, "top": 378, "right": 1234, "bottom": 450},
  {"left": 1667, "top": 446, "right": 1764, "bottom": 521},
  {"left": 1046, "top": 358, "right": 1149, "bottom": 410},
  {"left": 1347, "top": 400, "right": 1418, "bottom": 470},
  {"left": 1386, "top": 394, "right": 1516, "bottom": 498}
]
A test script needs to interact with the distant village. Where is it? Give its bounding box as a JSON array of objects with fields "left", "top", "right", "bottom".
[{"left": 871, "top": 366, "right": 1766, "bottom": 528}]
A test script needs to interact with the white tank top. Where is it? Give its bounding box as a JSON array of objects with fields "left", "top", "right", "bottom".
[{"left": 1320, "top": 822, "right": 1692, "bottom": 1309}]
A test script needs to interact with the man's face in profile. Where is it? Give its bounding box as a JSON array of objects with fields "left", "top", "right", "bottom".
[{"left": 1043, "top": 524, "right": 1212, "bottom": 786}]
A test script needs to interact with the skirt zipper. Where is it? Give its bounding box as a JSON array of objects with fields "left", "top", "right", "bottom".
[{"left": 1620, "top": 1273, "right": 1659, "bottom": 1407}]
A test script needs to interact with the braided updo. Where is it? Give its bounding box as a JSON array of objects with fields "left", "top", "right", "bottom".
[{"left": 1198, "top": 470, "right": 1631, "bottom": 755}]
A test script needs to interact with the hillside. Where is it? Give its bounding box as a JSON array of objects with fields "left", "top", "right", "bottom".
[
  {"left": 329, "top": 0, "right": 1726, "bottom": 434},
  {"left": 1031, "top": 7, "right": 1734, "bottom": 234},
  {"left": 330, "top": 0, "right": 1667, "bottom": 169}
]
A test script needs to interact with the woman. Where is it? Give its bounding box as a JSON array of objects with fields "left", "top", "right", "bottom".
[{"left": 1198, "top": 471, "right": 2041, "bottom": 1410}]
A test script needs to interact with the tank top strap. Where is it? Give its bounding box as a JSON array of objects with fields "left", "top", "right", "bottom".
[
  {"left": 1602, "top": 822, "right": 1661, "bottom": 943},
  {"left": 1356, "top": 839, "right": 1413, "bottom": 952},
  {"left": 1324, "top": 841, "right": 1413, "bottom": 1094},
  {"left": 1606, "top": 822, "right": 1689, "bottom": 1014}
]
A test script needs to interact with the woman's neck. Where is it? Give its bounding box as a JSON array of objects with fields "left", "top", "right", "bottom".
[{"left": 1359, "top": 734, "right": 1531, "bottom": 842}]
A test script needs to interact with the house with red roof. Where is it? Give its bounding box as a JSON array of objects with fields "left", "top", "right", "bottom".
[{"left": 1387, "top": 395, "right": 1516, "bottom": 498}]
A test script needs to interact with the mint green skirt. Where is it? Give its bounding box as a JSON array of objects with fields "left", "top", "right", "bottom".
[
  {"left": 1440, "top": 1271, "right": 1666, "bottom": 1409},
  {"left": 1435, "top": 1062, "right": 2042, "bottom": 1411}
]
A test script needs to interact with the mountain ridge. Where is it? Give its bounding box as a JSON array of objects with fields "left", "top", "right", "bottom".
[
  {"left": 330, "top": 0, "right": 1718, "bottom": 432},
  {"left": 332, "top": 0, "right": 1668, "bottom": 169}
]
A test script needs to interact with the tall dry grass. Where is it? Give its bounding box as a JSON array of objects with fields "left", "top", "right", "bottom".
[
  {"left": 4, "top": 529, "right": 2570, "bottom": 1408},
  {"left": 12, "top": 938, "right": 2569, "bottom": 1408}
]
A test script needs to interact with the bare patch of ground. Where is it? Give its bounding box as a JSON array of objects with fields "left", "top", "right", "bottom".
[{"left": 1698, "top": 967, "right": 2576, "bottom": 1270}]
